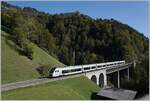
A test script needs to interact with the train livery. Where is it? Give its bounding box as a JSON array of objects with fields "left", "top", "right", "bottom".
[{"left": 50, "top": 61, "right": 125, "bottom": 77}]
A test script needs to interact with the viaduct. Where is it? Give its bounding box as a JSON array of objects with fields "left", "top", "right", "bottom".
[{"left": 84, "top": 62, "right": 136, "bottom": 88}]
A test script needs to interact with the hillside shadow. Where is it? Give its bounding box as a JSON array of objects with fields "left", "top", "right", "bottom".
[
  {"left": 38, "top": 76, "right": 50, "bottom": 79},
  {"left": 90, "top": 92, "right": 112, "bottom": 100}
]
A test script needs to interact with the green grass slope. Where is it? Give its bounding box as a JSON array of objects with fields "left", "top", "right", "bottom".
[
  {"left": 32, "top": 42, "right": 64, "bottom": 66},
  {"left": 1, "top": 31, "right": 64, "bottom": 84},
  {"left": 2, "top": 76, "right": 100, "bottom": 100}
]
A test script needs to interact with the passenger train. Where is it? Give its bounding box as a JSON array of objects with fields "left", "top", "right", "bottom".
[{"left": 50, "top": 61, "right": 125, "bottom": 77}]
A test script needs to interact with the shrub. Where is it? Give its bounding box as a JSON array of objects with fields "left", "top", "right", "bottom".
[
  {"left": 36, "top": 65, "right": 52, "bottom": 77},
  {"left": 22, "top": 44, "right": 33, "bottom": 60},
  {"left": 18, "top": 41, "right": 33, "bottom": 60}
]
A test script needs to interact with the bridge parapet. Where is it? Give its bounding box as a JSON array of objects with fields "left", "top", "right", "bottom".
[{"left": 106, "top": 63, "right": 132, "bottom": 74}]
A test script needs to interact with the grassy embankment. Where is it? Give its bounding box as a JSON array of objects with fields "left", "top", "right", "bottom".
[
  {"left": 2, "top": 76, "right": 100, "bottom": 100},
  {"left": 2, "top": 31, "right": 101, "bottom": 100},
  {"left": 2, "top": 31, "right": 64, "bottom": 84}
]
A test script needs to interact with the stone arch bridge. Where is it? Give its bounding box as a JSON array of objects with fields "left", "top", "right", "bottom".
[{"left": 84, "top": 63, "right": 134, "bottom": 88}]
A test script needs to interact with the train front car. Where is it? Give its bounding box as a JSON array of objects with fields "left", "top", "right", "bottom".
[
  {"left": 61, "top": 66, "right": 82, "bottom": 76},
  {"left": 49, "top": 68, "right": 62, "bottom": 77}
]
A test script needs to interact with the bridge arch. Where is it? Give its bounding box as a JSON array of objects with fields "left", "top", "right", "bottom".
[
  {"left": 84, "top": 69, "right": 107, "bottom": 86},
  {"left": 99, "top": 73, "right": 104, "bottom": 87},
  {"left": 91, "top": 75, "right": 97, "bottom": 84}
]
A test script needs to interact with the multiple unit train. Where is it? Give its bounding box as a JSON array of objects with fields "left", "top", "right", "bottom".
[{"left": 50, "top": 61, "right": 125, "bottom": 77}]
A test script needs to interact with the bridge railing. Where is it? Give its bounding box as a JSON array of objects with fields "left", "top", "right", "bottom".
[
  {"left": 106, "top": 63, "right": 132, "bottom": 74},
  {"left": 82, "top": 62, "right": 132, "bottom": 74}
]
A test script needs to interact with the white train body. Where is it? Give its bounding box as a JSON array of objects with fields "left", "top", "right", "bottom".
[{"left": 51, "top": 61, "right": 125, "bottom": 77}]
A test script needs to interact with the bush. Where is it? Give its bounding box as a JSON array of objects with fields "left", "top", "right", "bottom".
[
  {"left": 18, "top": 42, "right": 33, "bottom": 60},
  {"left": 36, "top": 65, "right": 52, "bottom": 77},
  {"left": 22, "top": 44, "right": 33, "bottom": 60},
  {"left": 121, "top": 78, "right": 137, "bottom": 91},
  {"left": 121, "top": 58, "right": 149, "bottom": 97}
]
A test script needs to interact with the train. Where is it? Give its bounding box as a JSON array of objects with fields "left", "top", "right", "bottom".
[{"left": 49, "top": 61, "right": 125, "bottom": 77}]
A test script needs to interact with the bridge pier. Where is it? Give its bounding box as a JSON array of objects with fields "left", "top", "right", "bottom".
[
  {"left": 97, "top": 77, "right": 99, "bottom": 85},
  {"left": 104, "top": 74, "right": 107, "bottom": 86},
  {"left": 127, "top": 67, "right": 129, "bottom": 80},
  {"left": 118, "top": 70, "right": 120, "bottom": 88}
]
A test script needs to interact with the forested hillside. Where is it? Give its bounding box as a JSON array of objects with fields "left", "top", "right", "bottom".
[
  {"left": 1, "top": 2, "right": 149, "bottom": 96},
  {"left": 2, "top": 2, "right": 148, "bottom": 66}
]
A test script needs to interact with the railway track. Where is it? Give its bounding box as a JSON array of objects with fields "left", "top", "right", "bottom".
[{"left": 1, "top": 74, "right": 84, "bottom": 91}]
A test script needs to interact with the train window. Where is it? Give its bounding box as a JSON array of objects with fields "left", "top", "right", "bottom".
[
  {"left": 62, "top": 70, "right": 69, "bottom": 73},
  {"left": 98, "top": 66, "right": 102, "bottom": 68},
  {"left": 71, "top": 69, "right": 76, "bottom": 72},
  {"left": 84, "top": 67, "right": 90, "bottom": 70},
  {"left": 91, "top": 66, "right": 96, "bottom": 69},
  {"left": 70, "top": 68, "right": 82, "bottom": 72},
  {"left": 78, "top": 68, "right": 81, "bottom": 71}
]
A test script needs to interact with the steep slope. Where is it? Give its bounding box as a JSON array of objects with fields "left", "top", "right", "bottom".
[
  {"left": 2, "top": 76, "right": 100, "bottom": 100},
  {"left": 31, "top": 41, "right": 64, "bottom": 66},
  {"left": 1, "top": 31, "right": 64, "bottom": 84}
]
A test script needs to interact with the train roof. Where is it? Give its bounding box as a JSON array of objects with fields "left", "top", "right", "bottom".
[
  {"left": 56, "top": 65, "right": 82, "bottom": 70},
  {"left": 55, "top": 61, "right": 125, "bottom": 70},
  {"left": 83, "top": 64, "right": 97, "bottom": 67}
]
